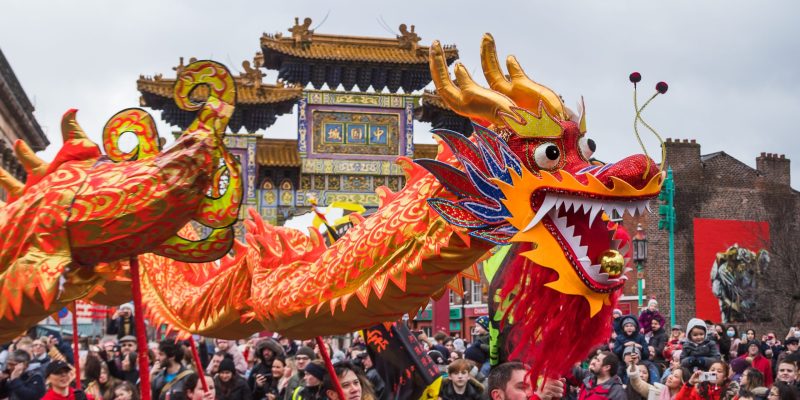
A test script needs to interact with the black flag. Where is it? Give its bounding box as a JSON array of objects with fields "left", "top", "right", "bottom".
[{"left": 363, "top": 322, "right": 442, "bottom": 400}]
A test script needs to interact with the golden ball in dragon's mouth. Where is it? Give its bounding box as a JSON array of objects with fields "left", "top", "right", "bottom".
[{"left": 598, "top": 250, "right": 625, "bottom": 277}]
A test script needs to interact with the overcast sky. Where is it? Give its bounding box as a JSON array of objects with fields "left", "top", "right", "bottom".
[{"left": 1, "top": 0, "right": 798, "bottom": 187}]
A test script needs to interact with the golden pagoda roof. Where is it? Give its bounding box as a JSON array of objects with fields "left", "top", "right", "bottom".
[
  {"left": 137, "top": 75, "right": 302, "bottom": 106},
  {"left": 261, "top": 20, "right": 458, "bottom": 65},
  {"left": 257, "top": 138, "right": 301, "bottom": 167},
  {"left": 413, "top": 143, "right": 440, "bottom": 160},
  {"left": 421, "top": 90, "right": 449, "bottom": 110}
]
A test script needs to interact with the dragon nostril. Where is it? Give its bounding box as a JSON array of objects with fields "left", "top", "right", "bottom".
[{"left": 587, "top": 139, "right": 596, "bottom": 152}]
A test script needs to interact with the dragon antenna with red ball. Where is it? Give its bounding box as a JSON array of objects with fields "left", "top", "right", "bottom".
[{"left": 630, "top": 72, "right": 669, "bottom": 177}]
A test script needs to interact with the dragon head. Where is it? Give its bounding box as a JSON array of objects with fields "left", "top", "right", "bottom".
[
  {"left": 422, "top": 34, "right": 663, "bottom": 314},
  {"left": 419, "top": 35, "right": 665, "bottom": 378}
]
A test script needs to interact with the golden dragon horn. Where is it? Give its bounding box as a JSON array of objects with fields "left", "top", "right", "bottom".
[
  {"left": 13, "top": 140, "right": 48, "bottom": 177},
  {"left": 0, "top": 166, "right": 24, "bottom": 197},
  {"left": 480, "top": 33, "right": 567, "bottom": 120},
  {"left": 60, "top": 109, "right": 90, "bottom": 142},
  {"left": 429, "top": 40, "right": 517, "bottom": 128}
]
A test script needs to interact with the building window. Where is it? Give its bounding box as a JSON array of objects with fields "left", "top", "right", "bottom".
[
  {"left": 471, "top": 281, "right": 482, "bottom": 304},
  {"left": 449, "top": 290, "right": 456, "bottom": 305}
]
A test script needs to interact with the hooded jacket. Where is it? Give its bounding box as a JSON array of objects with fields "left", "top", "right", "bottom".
[
  {"left": 613, "top": 316, "right": 651, "bottom": 361},
  {"left": 680, "top": 319, "right": 720, "bottom": 369},
  {"left": 249, "top": 338, "right": 285, "bottom": 400},
  {"left": 579, "top": 374, "right": 626, "bottom": 400}
]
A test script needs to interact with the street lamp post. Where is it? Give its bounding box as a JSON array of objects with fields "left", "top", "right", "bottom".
[{"left": 632, "top": 224, "right": 648, "bottom": 309}]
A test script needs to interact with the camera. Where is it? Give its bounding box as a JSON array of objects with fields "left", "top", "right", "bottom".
[{"left": 699, "top": 372, "right": 717, "bottom": 382}]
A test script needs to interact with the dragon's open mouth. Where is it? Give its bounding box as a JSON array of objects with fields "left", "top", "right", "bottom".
[{"left": 536, "top": 193, "right": 649, "bottom": 292}]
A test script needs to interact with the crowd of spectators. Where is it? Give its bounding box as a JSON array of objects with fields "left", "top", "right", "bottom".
[{"left": 2, "top": 300, "right": 800, "bottom": 400}]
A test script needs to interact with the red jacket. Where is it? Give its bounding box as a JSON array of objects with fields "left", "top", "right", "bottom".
[
  {"left": 675, "top": 383, "right": 723, "bottom": 400},
  {"left": 736, "top": 354, "right": 773, "bottom": 387},
  {"left": 41, "top": 388, "right": 91, "bottom": 400}
]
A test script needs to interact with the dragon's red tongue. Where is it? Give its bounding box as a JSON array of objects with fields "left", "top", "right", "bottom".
[{"left": 595, "top": 154, "right": 660, "bottom": 189}]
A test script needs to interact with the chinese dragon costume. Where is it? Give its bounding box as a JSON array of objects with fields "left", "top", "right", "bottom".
[{"left": 0, "top": 34, "right": 664, "bottom": 379}]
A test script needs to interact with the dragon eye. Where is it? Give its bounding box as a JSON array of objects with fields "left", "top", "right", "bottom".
[
  {"left": 533, "top": 142, "right": 561, "bottom": 170},
  {"left": 579, "top": 137, "right": 596, "bottom": 159}
]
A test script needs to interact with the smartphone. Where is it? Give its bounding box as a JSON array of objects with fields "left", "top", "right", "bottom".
[{"left": 699, "top": 372, "right": 717, "bottom": 382}]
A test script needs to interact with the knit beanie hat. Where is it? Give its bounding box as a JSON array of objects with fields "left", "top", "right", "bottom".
[
  {"left": 296, "top": 346, "right": 317, "bottom": 360},
  {"left": 218, "top": 358, "right": 236, "bottom": 374},
  {"left": 305, "top": 362, "right": 327, "bottom": 381}
]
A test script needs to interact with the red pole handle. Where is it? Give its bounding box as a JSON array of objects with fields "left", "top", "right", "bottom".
[
  {"left": 188, "top": 337, "right": 209, "bottom": 392},
  {"left": 316, "top": 336, "right": 345, "bottom": 400},
  {"left": 71, "top": 302, "right": 82, "bottom": 390},
  {"left": 130, "top": 257, "right": 152, "bottom": 400}
]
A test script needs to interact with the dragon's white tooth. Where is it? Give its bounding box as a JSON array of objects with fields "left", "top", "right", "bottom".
[
  {"left": 646, "top": 202, "right": 653, "bottom": 213},
  {"left": 637, "top": 202, "right": 647, "bottom": 214},
  {"left": 588, "top": 204, "right": 602, "bottom": 226},
  {"left": 562, "top": 224, "right": 575, "bottom": 238},
  {"left": 575, "top": 244, "right": 589, "bottom": 258},
  {"left": 611, "top": 239, "right": 622, "bottom": 250},
  {"left": 627, "top": 204, "right": 638, "bottom": 217},
  {"left": 522, "top": 194, "right": 558, "bottom": 232}
]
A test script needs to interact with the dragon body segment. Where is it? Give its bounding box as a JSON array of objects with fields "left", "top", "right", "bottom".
[{"left": 0, "top": 37, "right": 665, "bottom": 379}]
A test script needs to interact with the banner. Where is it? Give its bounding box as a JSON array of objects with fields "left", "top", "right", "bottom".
[
  {"left": 693, "top": 218, "right": 770, "bottom": 323},
  {"left": 363, "top": 322, "right": 442, "bottom": 400}
]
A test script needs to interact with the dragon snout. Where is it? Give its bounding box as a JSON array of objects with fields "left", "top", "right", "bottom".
[{"left": 594, "top": 154, "right": 660, "bottom": 190}]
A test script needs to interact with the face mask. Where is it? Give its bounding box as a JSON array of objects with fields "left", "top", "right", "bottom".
[{"left": 727, "top": 331, "right": 735, "bottom": 337}]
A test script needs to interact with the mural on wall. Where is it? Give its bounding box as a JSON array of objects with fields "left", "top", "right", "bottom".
[
  {"left": 312, "top": 110, "right": 400, "bottom": 155},
  {"left": 693, "top": 218, "right": 770, "bottom": 323}
]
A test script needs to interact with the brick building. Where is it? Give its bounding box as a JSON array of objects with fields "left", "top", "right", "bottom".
[
  {"left": 620, "top": 138, "right": 799, "bottom": 331},
  {"left": 0, "top": 48, "right": 49, "bottom": 200}
]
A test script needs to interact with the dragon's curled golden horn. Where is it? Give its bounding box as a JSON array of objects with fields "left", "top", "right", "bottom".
[
  {"left": 429, "top": 40, "right": 517, "bottom": 127},
  {"left": 479, "top": 33, "right": 567, "bottom": 120}
]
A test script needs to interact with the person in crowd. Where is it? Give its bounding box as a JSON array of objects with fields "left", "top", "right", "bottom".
[
  {"left": 151, "top": 340, "right": 192, "bottom": 400},
  {"left": 427, "top": 350, "right": 448, "bottom": 376},
  {"left": 650, "top": 318, "right": 669, "bottom": 365},
  {"left": 626, "top": 362, "right": 651, "bottom": 400},
  {"left": 322, "top": 361, "right": 376, "bottom": 400},
  {"left": 206, "top": 350, "right": 229, "bottom": 377},
  {"left": 214, "top": 358, "right": 251, "bottom": 400},
  {"left": 775, "top": 361, "right": 797, "bottom": 385},
  {"left": 676, "top": 361, "right": 739, "bottom": 400},
  {"left": 738, "top": 368, "right": 769, "bottom": 400},
  {"left": 357, "top": 352, "right": 385, "bottom": 400},
  {"left": 629, "top": 355, "right": 689, "bottom": 400},
  {"left": 640, "top": 300, "right": 667, "bottom": 335},
  {"left": 0, "top": 349, "right": 46, "bottom": 400},
  {"left": 488, "top": 362, "right": 564, "bottom": 400},
  {"left": 737, "top": 341, "right": 774, "bottom": 387},
  {"left": 85, "top": 360, "right": 122, "bottom": 400},
  {"left": 740, "top": 330, "right": 757, "bottom": 357},
  {"left": 681, "top": 318, "right": 721, "bottom": 370},
  {"left": 284, "top": 346, "right": 316, "bottom": 400},
  {"left": 432, "top": 332, "right": 452, "bottom": 357},
  {"left": 730, "top": 357, "right": 751, "bottom": 383},
  {"left": 612, "top": 309, "right": 624, "bottom": 335},
  {"left": 776, "top": 338, "right": 800, "bottom": 372},
  {"left": 250, "top": 338, "right": 285, "bottom": 396},
  {"left": 666, "top": 325, "right": 685, "bottom": 361},
  {"left": 41, "top": 361, "right": 88, "bottom": 400},
  {"left": 711, "top": 325, "right": 733, "bottom": 362},
  {"left": 179, "top": 373, "right": 216, "bottom": 400},
  {"left": 28, "top": 338, "right": 51, "bottom": 375},
  {"left": 107, "top": 304, "right": 136, "bottom": 340},
  {"left": 726, "top": 327, "right": 742, "bottom": 361},
  {"left": 575, "top": 351, "right": 625, "bottom": 400},
  {"left": 768, "top": 382, "right": 799, "bottom": 400},
  {"left": 264, "top": 355, "right": 289, "bottom": 400},
  {"left": 215, "top": 339, "right": 248, "bottom": 376},
  {"left": 615, "top": 315, "right": 651, "bottom": 361},
  {"left": 439, "top": 359, "right": 484, "bottom": 400},
  {"left": 107, "top": 335, "right": 138, "bottom": 384},
  {"left": 112, "top": 381, "right": 140, "bottom": 400},
  {"left": 469, "top": 316, "right": 491, "bottom": 376},
  {"left": 662, "top": 351, "right": 684, "bottom": 383},
  {"left": 291, "top": 360, "right": 326, "bottom": 400}
]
